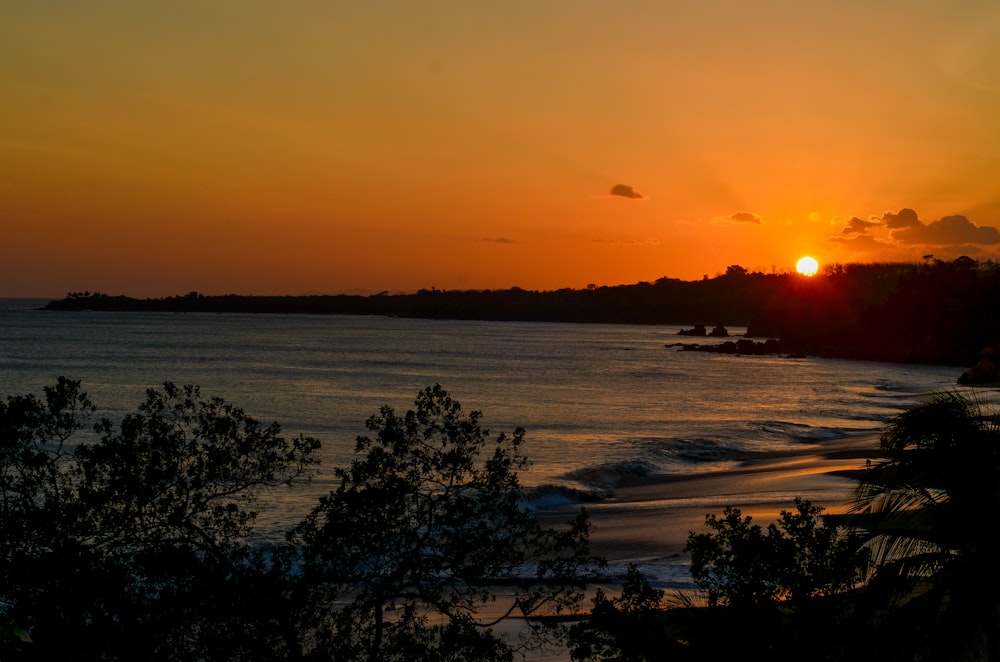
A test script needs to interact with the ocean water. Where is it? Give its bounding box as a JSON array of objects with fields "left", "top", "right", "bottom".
[{"left": 0, "top": 301, "right": 979, "bottom": 585}]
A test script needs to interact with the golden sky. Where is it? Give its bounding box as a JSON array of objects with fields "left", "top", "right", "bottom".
[{"left": 3, "top": 1, "right": 1000, "bottom": 297}]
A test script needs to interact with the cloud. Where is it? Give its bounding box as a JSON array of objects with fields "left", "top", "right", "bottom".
[
  {"left": 881, "top": 208, "right": 921, "bottom": 229},
  {"left": 893, "top": 214, "right": 1000, "bottom": 245},
  {"left": 730, "top": 211, "right": 762, "bottom": 224},
  {"left": 829, "top": 233, "right": 891, "bottom": 250},
  {"left": 610, "top": 184, "right": 644, "bottom": 199},
  {"left": 841, "top": 216, "right": 879, "bottom": 235}
]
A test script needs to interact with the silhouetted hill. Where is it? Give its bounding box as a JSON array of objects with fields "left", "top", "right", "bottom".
[
  {"left": 44, "top": 258, "right": 1000, "bottom": 367},
  {"left": 42, "top": 276, "right": 774, "bottom": 325}
]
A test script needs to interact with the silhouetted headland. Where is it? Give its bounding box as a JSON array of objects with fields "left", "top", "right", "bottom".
[{"left": 44, "top": 258, "right": 1000, "bottom": 374}]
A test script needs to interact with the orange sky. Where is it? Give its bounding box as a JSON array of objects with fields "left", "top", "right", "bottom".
[{"left": 3, "top": 1, "right": 1000, "bottom": 297}]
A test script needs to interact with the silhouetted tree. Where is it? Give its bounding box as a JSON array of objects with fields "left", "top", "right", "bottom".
[
  {"left": 685, "top": 498, "right": 865, "bottom": 610},
  {"left": 851, "top": 391, "right": 1000, "bottom": 661},
  {"left": 0, "top": 379, "right": 320, "bottom": 660},
  {"left": 567, "top": 565, "right": 688, "bottom": 662},
  {"left": 293, "top": 384, "right": 601, "bottom": 661},
  {"left": 724, "top": 264, "right": 749, "bottom": 277}
]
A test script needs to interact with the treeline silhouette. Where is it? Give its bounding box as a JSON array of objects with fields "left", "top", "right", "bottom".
[{"left": 46, "top": 258, "right": 1000, "bottom": 366}]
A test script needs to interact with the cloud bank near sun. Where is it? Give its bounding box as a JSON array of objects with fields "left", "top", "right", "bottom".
[{"left": 836, "top": 208, "right": 1000, "bottom": 248}]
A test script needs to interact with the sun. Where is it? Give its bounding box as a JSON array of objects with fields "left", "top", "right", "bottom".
[{"left": 796, "top": 256, "right": 819, "bottom": 276}]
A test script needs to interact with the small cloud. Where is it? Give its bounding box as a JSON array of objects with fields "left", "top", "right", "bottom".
[
  {"left": 881, "top": 208, "right": 921, "bottom": 229},
  {"left": 841, "top": 216, "right": 879, "bottom": 235},
  {"left": 894, "top": 214, "right": 1000, "bottom": 245},
  {"left": 730, "top": 211, "right": 762, "bottom": 224},
  {"left": 610, "top": 184, "right": 644, "bottom": 199},
  {"left": 829, "top": 233, "right": 891, "bottom": 250},
  {"left": 483, "top": 237, "right": 515, "bottom": 244}
]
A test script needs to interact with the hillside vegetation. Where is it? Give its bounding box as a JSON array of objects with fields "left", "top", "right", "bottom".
[{"left": 45, "top": 258, "right": 1000, "bottom": 367}]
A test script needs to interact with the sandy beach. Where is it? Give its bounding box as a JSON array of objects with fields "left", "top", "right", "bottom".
[
  {"left": 497, "top": 434, "right": 883, "bottom": 660},
  {"left": 540, "top": 432, "right": 881, "bottom": 568}
]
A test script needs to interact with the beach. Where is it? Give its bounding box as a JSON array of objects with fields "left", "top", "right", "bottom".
[
  {"left": 510, "top": 433, "right": 881, "bottom": 660},
  {"left": 539, "top": 432, "right": 880, "bottom": 574}
]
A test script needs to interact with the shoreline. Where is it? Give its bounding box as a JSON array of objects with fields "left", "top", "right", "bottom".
[
  {"left": 539, "top": 433, "right": 881, "bottom": 564},
  {"left": 504, "top": 435, "right": 883, "bottom": 660}
]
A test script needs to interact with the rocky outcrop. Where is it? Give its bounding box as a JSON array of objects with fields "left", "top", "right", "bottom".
[
  {"left": 667, "top": 338, "right": 795, "bottom": 356},
  {"left": 958, "top": 349, "right": 1000, "bottom": 384},
  {"left": 708, "top": 324, "right": 729, "bottom": 337},
  {"left": 678, "top": 324, "right": 707, "bottom": 336}
]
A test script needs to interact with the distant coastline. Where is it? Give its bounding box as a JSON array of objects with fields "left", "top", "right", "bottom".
[
  {"left": 39, "top": 259, "right": 1000, "bottom": 370},
  {"left": 0, "top": 298, "right": 54, "bottom": 311}
]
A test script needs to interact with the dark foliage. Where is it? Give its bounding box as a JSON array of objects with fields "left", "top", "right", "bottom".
[
  {"left": 566, "top": 500, "right": 869, "bottom": 662},
  {"left": 684, "top": 498, "right": 867, "bottom": 609},
  {"left": 1, "top": 380, "right": 600, "bottom": 661},
  {"left": 44, "top": 258, "right": 1000, "bottom": 366},
  {"left": 292, "top": 384, "right": 602, "bottom": 661},
  {"left": 0, "top": 378, "right": 320, "bottom": 660},
  {"left": 850, "top": 390, "right": 1000, "bottom": 661},
  {"left": 567, "top": 565, "right": 688, "bottom": 662}
]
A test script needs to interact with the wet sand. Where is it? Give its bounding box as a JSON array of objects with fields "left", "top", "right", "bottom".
[
  {"left": 496, "top": 434, "right": 883, "bottom": 659},
  {"left": 539, "top": 433, "right": 881, "bottom": 563}
]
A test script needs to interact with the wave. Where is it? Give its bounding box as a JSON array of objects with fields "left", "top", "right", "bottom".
[
  {"left": 563, "top": 460, "right": 658, "bottom": 489},
  {"left": 548, "top": 423, "right": 873, "bottom": 501},
  {"left": 758, "top": 420, "right": 850, "bottom": 444},
  {"left": 522, "top": 483, "right": 612, "bottom": 508},
  {"left": 556, "top": 440, "right": 745, "bottom": 493},
  {"left": 553, "top": 438, "right": 750, "bottom": 497},
  {"left": 643, "top": 437, "right": 744, "bottom": 464}
]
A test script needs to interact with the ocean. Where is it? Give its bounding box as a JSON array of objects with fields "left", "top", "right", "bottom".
[{"left": 0, "top": 299, "right": 980, "bottom": 587}]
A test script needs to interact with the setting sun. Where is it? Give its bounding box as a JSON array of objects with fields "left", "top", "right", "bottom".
[{"left": 796, "top": 256, "right": 819, "bottom": 276}]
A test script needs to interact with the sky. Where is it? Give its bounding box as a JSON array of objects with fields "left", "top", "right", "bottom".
[{"left": 3, "top": 1, "right": 1000, "bottom": 297}]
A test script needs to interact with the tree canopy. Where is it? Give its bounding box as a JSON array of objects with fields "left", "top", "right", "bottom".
[
  {"left": 0, "top": 380, "right": 599, "bottom": 661},
  {"left": 684, "top": 498, "right": 866, "bottom": 609},
  {"left": 292, "top": 384, "right": 601, "bottom": 661},
  {"left": 0, "top": 378, "right": 321, "bottom": 660},
  {"left": 851, "top": 390, "right": 1000, "bottom": 661}
]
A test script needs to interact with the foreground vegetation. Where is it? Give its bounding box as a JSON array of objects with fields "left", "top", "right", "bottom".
[
  {"left": 3, "top": 381, "right": 998, "bottom": 660},
  {"left": 573, "top": 390, "right": 1000, "bottom": 661},
  {"left": 1, "top": 380, "right": 599, "bottom": 661}
]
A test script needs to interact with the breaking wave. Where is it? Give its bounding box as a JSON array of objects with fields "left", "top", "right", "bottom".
[{"left": 522, "top": 483, "right": 611, "bottom": 509}]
